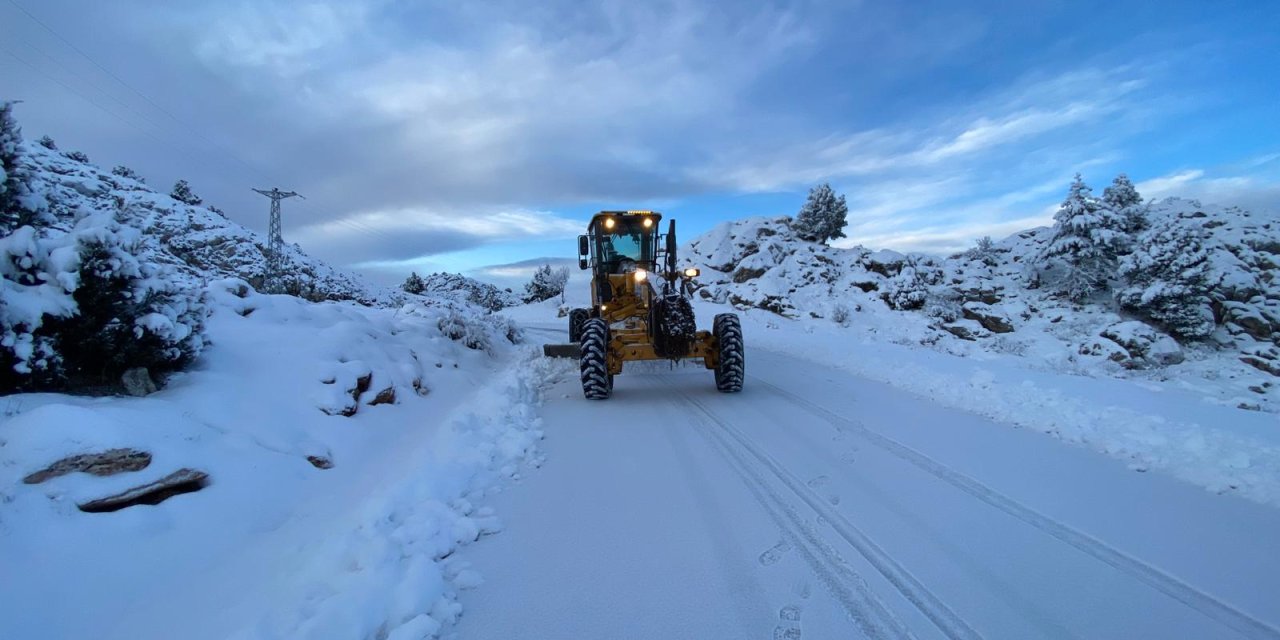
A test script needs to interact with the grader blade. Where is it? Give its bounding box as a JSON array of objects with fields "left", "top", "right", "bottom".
[{"left": 542, "top": 343, "right": 582, "bottom": 359}]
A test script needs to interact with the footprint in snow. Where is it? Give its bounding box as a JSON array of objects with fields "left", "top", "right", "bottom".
[
  {"left": 773, "top": 605, "right": 802, "bottom": 639},
  {"left": 805, "top": 475, "right": 830, "bottom": 488},
  {"left": 758, "top": 540, "right": 793, "bottom": 566}
]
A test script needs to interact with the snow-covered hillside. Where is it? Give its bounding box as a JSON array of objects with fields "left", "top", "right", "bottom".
[
  {"left": 19, "top": 141, "right": 395, "bottom": 306},
  {"left": 0, "top": 281, "right": 549, "bottom": 639},
  {"left": 685, "top": 197, "right": 1280, "bottom": 412}
]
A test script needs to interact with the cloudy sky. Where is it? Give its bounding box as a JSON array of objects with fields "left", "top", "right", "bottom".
[{"left": 2, "top": 0, "right": 1278, "bottom": 285}]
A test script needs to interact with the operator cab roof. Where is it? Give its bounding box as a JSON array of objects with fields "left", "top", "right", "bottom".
[{"left": 589, "top": 210, "right": 662, "bottom": 230}]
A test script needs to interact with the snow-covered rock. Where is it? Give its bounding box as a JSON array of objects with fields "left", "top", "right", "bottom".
[{"left": 1099, "top": 321, "right": 1184, "bottom": 367}]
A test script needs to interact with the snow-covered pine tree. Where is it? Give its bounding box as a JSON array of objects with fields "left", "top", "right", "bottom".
[
  {"left": 1102, "top": 173, "right": 1148, "bottom": 235},
  {"left": 792, "top": 183, "right": 849, "bottom": 244},
  {"left": 1, "top": 101, "right": 30, "bottom": 233},
  {"left": 65, "top": 150, "right": 90, "bottom": 163},
  {"left": 1039, "top": 174, "right": 1126, "bottom": 301},
  {"left": 1116, "top": 217, "right": 1214, "bottom": 339},
  {"left": 37, "top": 135, "right": 56, "bottom": 150},
  {"left": 402, "top": 271, "right": 426, "bottom": 294},
  {"left": 42, "top": 217, "right": 206, "bottom": 388},
  {"left": 525, "top": 264, "right": 569, "bottom": 303},
  {"left": 170, "top": 179, "right": 202, "bottom": 206}
]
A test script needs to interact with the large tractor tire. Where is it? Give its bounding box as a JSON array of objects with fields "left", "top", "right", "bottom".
[
  {"left": 713, "top": 313, "right": 744, "bottom": 393},
  {"left": 580, "top": 318, "right": 613, "bottom": 399},
  {"left": 568, "top": 308, "right": 590, "bottom": 342}
]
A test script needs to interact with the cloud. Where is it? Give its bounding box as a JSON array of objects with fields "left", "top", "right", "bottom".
[
  {"left": 695, "top": 66, "right": 1150, "bottom": 192},
  {"left": 293, "top": 207, "right": 585, "bottom": 264},
  {"left": 1138, "top": 169, "right": 1280, "bottom": 213}
]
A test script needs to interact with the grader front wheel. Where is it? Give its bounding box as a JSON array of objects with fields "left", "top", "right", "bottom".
[
  {"left": 580, "top": 318, "right": 612, "bottom": 399},
  {"left": 713, "top": 313, "right": 744, "bottom": 392}
]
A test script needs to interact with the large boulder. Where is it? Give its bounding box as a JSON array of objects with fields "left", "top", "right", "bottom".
[
  {"left": 962, "top": 302, "right": 1014, "bottom": 333},
  {"left": 942, "top": 319, "right": 990, "bottom": 341},
  {"left": 863, "top": 249, "right": 906, "bottom": 278},
  {"left": 1100, "top": 321, "right": 1184, "bottom": 367}
]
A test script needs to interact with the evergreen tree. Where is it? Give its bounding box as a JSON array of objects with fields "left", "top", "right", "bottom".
[
  {"left": 525, "top": 264, "right": 569, "bottom": 303},
  {"left": 402, "top": 271, "right": 426, "bottom": 294},
  {"left": 170, "top": 179, "right": 202, "bottom": 206},
  {"left": 1039, "top": 174, "right": 1126, "bottom": 301},
  {"left": 1103, "top": 173, "right": 1148, "bottom": 235},
  {"left": 792, "top": 182, "right": 849, "bottom": 243},
  {"left": 1116, "top": 218, "right": 1214, "bottom": 338},
  {"left": 65, "top": 150, "right": 90, "bottom": 163},
  {"left": 1, "top": 101, "right": 29, "bottom": 233}
]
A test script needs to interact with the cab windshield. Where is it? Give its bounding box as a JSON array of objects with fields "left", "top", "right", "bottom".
[{"left": 597, "top": 218, "right": 654, "bottom": 266}]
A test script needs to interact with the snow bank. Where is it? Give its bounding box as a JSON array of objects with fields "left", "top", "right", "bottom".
[
  {"left": 0, "top": 285, "right": 563, "bottom": 640},
  {"left": 723, "top": 303, "right": 1280, "bottom": 507}
]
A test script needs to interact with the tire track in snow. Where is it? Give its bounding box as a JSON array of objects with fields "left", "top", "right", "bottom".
[
  {"left": 677, "top": 389, "right": 983, "bottom": 640},
  {"left": 684, "top": 391, "right": 917, "bottom": 640},
  {"left": 751, "top": 376, "right": 1280, "bottom": 640}
]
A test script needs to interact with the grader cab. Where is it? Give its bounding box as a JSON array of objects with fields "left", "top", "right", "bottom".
[{"left": 564, "top": 210, "right": 743, "bottom": 399}]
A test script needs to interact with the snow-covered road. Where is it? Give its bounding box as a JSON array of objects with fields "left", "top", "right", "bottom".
[{"left": 455, "top": 338, "right": 1280, "bottom": 639}]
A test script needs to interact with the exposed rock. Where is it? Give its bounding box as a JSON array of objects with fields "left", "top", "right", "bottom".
[
  {"left": 852, "top": 281, "right": 879, "bottom": 293},
  {"left": 1241, "top": 356, "right": 1280, "bottom": 377},
  {"left": 864, "top": 249, "right": 906, "bottom": 278},
  {"left": 1100, "top": 321, "right": 1184, "bottom": 366},
  {"left": 369, "top": 385, "right": 397, "bottom": 405},
  {"left": 957, "top": 286, "right": 1003, "bottom": 305},
  {"left": 24, "top": 448, "right": 152, "bottom": 484},
  {"left": 1222, "top": 302, "right": 1273, "bottom": 341},
  {"left": 1078, "top": 339, "right": 1130, "bottom": 364},
  {"left": 732, "top": 266, "right": 767, "bottom": 283},
  {"left": 307, "top": 455, "right": 334, "bottom": 469},
  {"left": 121, "top": 367, "right": 157, "bottom": 396},
  {"left": 962, "top": 302, "right": 1014, "bottom": 333},
  {"left": 412, "top": 377, "right": 429, "bottom": 396},
  {"left": 78, "top": 468, "right": 209, "bottom": 513},
  {"left": 942, "top": 320, "right": 989, "bottom": 341}
]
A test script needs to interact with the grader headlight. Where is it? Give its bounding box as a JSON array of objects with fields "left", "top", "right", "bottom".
[
  {"left": 603, "top": 217, "right": 616, "bottom": 230},
  {"left": 634, "top": 268, "right": 648, "bottom": 282},
  {"left": 683, "top": 267, "right": 700, "bottom": 278},
  {"left": 642, "top": 217, "right": 654, "bottom": 228}
]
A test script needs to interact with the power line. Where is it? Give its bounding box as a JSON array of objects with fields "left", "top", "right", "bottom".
[{"left": 4, "top": 0, "right": 278, "bottom": 184}]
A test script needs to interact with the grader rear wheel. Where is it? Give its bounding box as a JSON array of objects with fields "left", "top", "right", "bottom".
[
  {"left": 568, "top": 308, "right": 589, "bottom": 342},
  {"left": 713, "top": 313, "right": 744, "bottom": 392}
]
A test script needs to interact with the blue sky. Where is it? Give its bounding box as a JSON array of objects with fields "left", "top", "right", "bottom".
[{"left": 2, "top": 0, "right": 1278, "bottom": 286}]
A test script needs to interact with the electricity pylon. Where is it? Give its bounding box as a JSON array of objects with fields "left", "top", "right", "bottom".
[{"left": 252, "top": 187, "right": 303, "bottom": 294}]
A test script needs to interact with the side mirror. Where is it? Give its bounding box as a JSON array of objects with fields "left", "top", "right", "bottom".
[
  {"left": 578, "top": 235, "right": 590, "bottom": 256},
  {"left": 579, "top": 257, "right": 589, "bottom": 270}
]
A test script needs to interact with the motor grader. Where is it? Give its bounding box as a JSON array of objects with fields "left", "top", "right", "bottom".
[{"left": 561, "top": 210, "right": 744, "bottom": 399}]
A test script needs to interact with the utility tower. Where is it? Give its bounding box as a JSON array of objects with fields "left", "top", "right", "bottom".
[{"left": 252, "top": 187, "right": 303, "bottom": 293}]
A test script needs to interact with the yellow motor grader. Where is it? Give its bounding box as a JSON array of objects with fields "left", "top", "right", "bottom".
[{"left": 562, "top": 210, "right": 743, "bottom": 399}]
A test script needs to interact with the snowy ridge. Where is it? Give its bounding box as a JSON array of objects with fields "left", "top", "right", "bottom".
[
  {"left": 19, "top": 141, "right": 397, "bottom": 306},
  {"left": 685, "top": 198, "right": 1280, "bottom": 413}
]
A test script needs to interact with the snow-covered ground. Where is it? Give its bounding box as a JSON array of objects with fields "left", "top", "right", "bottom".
[
  {"left": 0, "top": 284, "right": 548, "bottom": 640},
  {"left": 3, "top": 272, "right": 1278, "bottom": 639},
  {"left": 472, "top": 296, "right": 1280, "bottom": 639}
]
